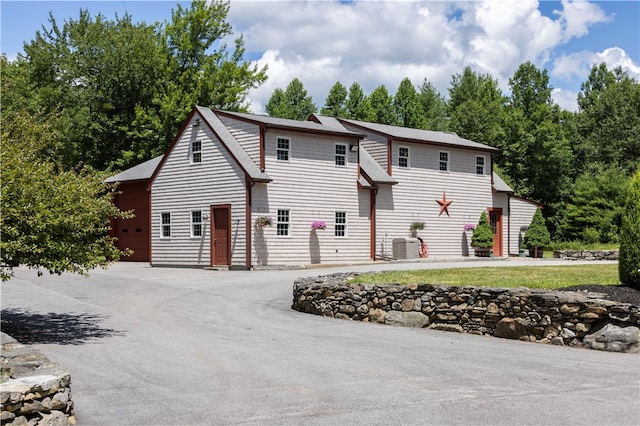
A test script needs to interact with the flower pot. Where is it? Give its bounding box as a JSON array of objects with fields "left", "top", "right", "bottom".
[
  {"left": 529, "top": 247, "right": 544, "bottom": 258},
  {"left": 473, "top": 247, "right": 491, "bottom": 257}
]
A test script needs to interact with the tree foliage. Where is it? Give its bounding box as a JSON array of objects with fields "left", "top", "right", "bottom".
[
  {"left": 563, "top": 168, "right": 629, "bottom": 243},
  {"left": 619, "top": 169, "right": 640, "bottom": 288},
  {"left": 321, "top": 81, "right": 347, "bottom": 117},
  {"left": 419, "top": 78, "right": 448, "bottom": 131},
  {"left": 471, "top": 211, "right": 494, "bottom": 249},
  {"left": 368, "top": 85, "right": 398, "bottom": 125},
  {"left": 576, "top": 63, "right": 640, "bottom": 174},
  {"left": 393, "top": 77, "right": 425, "bottom": 129},
  {"left": 523, "top": 208, "right": 551, "bottom": 252},
  {"left": 6, "top": 0, "right": 267, "bottom": 171},
  {"left": 265, "top": 78, "right": 317, "bottom": 120},
  {"left": 344, "top": 82, "right": 371, "bottom": 120},
  {"left": 1, "top": 111, "right": 132, "bottom": 281}
]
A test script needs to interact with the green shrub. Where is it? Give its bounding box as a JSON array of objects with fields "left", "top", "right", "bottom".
[
  {"left": 471, "top": 211, "right": 494, "bottom": 248},
  {"left": 619, "top": 169, "right": 640, "bottom": 289},
  {"left": 524, "top": 208, "right": 551, "bottom": 253}
]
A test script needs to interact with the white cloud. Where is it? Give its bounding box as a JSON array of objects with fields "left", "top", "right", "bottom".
[
  {"left": 552, "top": 47, "right": 640, "bottom": 82},
  {"left": 551, "top": 88, "right": 579, "bottom": 112},
  {"left": 227, "top": 0, "right": 624, "bottom": 114}
]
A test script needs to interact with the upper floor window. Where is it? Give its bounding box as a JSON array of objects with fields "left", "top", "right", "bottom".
[
  {"left": 335, "top": 144, "right": 347, "bottom": 166},
  {"left": 335, "top": 211, "right": 347, "bottom": 237},
  {"left": 476, "top": 156, "right": 485, "bottom": 175},
  {"left": 439, "top": 151, "right": 449, "bottom": 172},
  {"left": 191, "top": 140, "right": 202, "bottom": 163},
  {"left": 277, "top": 209, "right": 290, "bottom": 236},
  {"left": 277, "top": 137, "right": 290, "bottom": 161},
  {"left": 191, "top": 211, "right": 203, "bottom": 237},
  {"left": 161, "top": 212, "right": 171, "bottom": 238},
  {"left": 398, "top": 146, "right": 409, "bottom": 168}
]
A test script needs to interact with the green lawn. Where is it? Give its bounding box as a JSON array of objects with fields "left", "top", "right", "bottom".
[{"left": 350, "top": 264, "right": 620, "bottom": 289}]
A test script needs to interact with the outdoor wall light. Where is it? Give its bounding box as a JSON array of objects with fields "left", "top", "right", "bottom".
[{"left": 193, "top": 118, "right": 201, "bottom": 126}]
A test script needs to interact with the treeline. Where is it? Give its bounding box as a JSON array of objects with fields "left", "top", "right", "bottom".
[
  {"left": 2, "top": 0, "right": 266, "bottom": 171},
  {"left": 3, "top": 0, "right": 638, "bottom": 245},
  {"left": 265, "top": 64, "right": 639, "bottom": 243}
]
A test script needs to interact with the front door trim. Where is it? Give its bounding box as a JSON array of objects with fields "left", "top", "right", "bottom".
[{"left": 210, "top": 204, "right": 231, "bottom": 266}]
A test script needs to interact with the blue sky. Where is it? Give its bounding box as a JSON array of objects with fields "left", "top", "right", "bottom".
[{"left": 2, "top": 1, "right": 639, "bottom": 113}]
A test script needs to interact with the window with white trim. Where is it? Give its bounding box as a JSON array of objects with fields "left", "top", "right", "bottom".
[
  {"left": 191, "top": 140, "right": 202, "bottom": 163},
  {"left": 439, "top": 151, "right": 449, "bottom": 171},
  {"left": 191, "top": 210, "right": 203, "bottom": 237},
  {"left": 161, "top": 212, "right": 171, "bottom": 238},
  {"left": 276, "top": 209, "right": 290, "bottom": 236},
  {"left": 398, "top": 146, "right": 409, "bottom": 168},
  {"left": 277, "top": 137, "right": 290, "bottom": 161},
  {"left": 335, "top": 211, "right": 347, "bottom": 237},
  {"left": 335, "top": 144, "right": 347, "bottom": 166},
  {"left": 476, "top": 156, "right": 485, "bottom": 175}
]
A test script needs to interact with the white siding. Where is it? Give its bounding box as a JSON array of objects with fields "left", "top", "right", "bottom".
[
  {"left": 509, "top": 197, "right": 540, "bottom": 256},
  {"left": 151, "top": 114, "right": 248, "bottom": 267},
  {"left": 251, "top": 130, "right": 370, "bottom": 265},
  {"left": 375, "top": 141, "right": 494, "bottom": 258},
  {"left": 341, "top": 123, "right": 388, "bottom": 171},
  {"left": 217, "top": 116, "right": 261, "bottom": 166}
]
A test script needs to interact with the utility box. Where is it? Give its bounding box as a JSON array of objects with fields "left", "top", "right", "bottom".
[{"left": 392, "top": 238, "right": 419, "bottom": 259}]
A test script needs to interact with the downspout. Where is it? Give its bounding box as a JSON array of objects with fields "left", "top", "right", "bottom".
[
  {"left": 259, "top": 125, "right": 266, "bottom": 172},
  {"left": 246, "top": 177, "right": 254, "bottom": 269},
  {"left": 387, "top": 137, "right": 393, "bottom": 176},
  {"left": 371, "top": 187, "right": 378, "bottom": 260}
]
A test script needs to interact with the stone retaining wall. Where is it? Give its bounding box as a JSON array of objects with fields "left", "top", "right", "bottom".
[
  {"left": 553, "top": 249, "right": 619, "bottom": 261},
  {"left": 1, "top": 334, "right": 75, "bottom": 425},
  {"left": 292, "top": 273, "right": 640, "bottom": 353}
]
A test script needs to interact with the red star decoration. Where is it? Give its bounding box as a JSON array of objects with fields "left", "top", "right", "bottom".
[{"left": 436, "top": 192, "right": 453, "bottom": 217}]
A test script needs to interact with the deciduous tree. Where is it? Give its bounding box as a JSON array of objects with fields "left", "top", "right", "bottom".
[
  {"left": 1, "top": 111, "right": 132, "bottom": 281},
  {"left": 265, "top": 78, "right": 317, "bottom": 120}
]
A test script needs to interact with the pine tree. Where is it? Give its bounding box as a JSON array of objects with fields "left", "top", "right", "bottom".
[
  {"left": 523, "top": 208, "right": 551, "bottom": 257},
  {"left": 471, "top": 211, "right": 494, "bottom": 249},
  {"left": 619, "top": 169, "right": 640, "bottom": 288}
]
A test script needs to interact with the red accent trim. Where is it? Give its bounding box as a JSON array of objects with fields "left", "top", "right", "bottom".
[
  {"left": 210, "top": 204, "right": 232, "bottom": 266},
  {"left": 387, "top": 137, "right": 393, "bottom": 176},
  {"left": 245, "top": 177, "right": 252, "bottom": 269},
  {"left": 488, "top": 207, "right": 503, "bottom": 257},
  {"left": 370, "top": 189, "right": 376, "bottom": 259}
]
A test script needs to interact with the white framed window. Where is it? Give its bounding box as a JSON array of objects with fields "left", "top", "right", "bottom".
[
  {"left": 439, "top": 151, "right": 449, "bottom": 172},
  {"left": 276, "top": 209, "right": 290, "bottom": 236},
  {"left": 191, "top": 140, "right": 202, "bottom": 163},
  {"left": 476, "top": 156, "right": 485, "bottom": 175},
  {"left": 277, "top": 137, "right": 290, "bottom": 161},
  {"left": 160, "top": 212, "right": 171, "bottom": 238},
  {"left": 335, "top": 211, "right": 347, "bottom": 237},
  {"left": 335, "top": 143, "right": 347, "bottom": 166},
  {"left": 398, "top": 146, "right": 409, "bottom": 168},
  {"left": 191, "top": 210, "right": 203, "bottom": 237}
]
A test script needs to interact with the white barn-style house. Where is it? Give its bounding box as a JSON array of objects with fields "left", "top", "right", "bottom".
[{"left": 108, "top": 106, "right": 538, "bottom": 268}]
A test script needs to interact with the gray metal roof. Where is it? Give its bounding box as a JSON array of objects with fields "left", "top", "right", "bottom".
[
  {"left": 216, "top": 110, "right": 364, "bottom": 139},
  {"left": 339, "top": 118, "right": 498, "bottom": 152},
  {"left": 359, "top": 146, "right": 397, "bottom": 185},
  {"left": 492, "top": 172, "right": 514, "bottom": 193},
  {"left": 197, "top": 107, "right": 272, "bottom": 182},
  {"left": 105, "top": 155, "right": 163, "bottom": 183}
]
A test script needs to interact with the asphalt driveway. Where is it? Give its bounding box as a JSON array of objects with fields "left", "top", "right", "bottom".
[{"left": 2, "top": 259, "right": 638, "bottom": 425}]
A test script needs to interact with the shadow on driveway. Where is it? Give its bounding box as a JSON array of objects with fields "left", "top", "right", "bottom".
[{"left": 1, "top": 308, "right": 125, "bottom": 345}]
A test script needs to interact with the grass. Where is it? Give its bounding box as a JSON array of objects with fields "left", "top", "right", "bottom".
[{"left": 350, "top": 264, "right": 620, "bottom": 290}]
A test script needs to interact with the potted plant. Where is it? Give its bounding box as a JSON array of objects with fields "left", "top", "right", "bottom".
[
  {"left": 523, "top": 209, "right": 550, "bottom": 258},
  {"left": 410, "top": 221, "right": 425, "bottom": 237},
  {"left": 255, "top": 216, "right": 273, "bottom": 229},
  {"left": 311, "top": 221, "right": 326, "bottom": 231},
  {"left": 471, "top": 211, "right": 494, "bottom": 257}
]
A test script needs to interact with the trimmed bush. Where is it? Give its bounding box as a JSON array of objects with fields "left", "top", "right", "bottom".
[
  {"left": 619, "top": 169, "right": 640, "bottom": 289},
  {"left": 471, "top": 211, "right": 494, "bottom": 249},
  {"left": 524, "top": 208, "right": 551, "bottom": 257}
]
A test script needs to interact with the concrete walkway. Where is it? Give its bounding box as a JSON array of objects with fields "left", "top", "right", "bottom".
[{"left": 1, "top": 259, "right": 638, "bottom": 425}]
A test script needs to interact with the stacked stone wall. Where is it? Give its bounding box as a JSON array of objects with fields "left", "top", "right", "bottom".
[
  {"left": 292, "top": 273, "right": 640, "bottom": 353},
  {"left": 1, "top": 337, "right": 75, "bottom": 425},
  {"left": 554, "top": 250, "right": 619, "bottom": 261}
]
